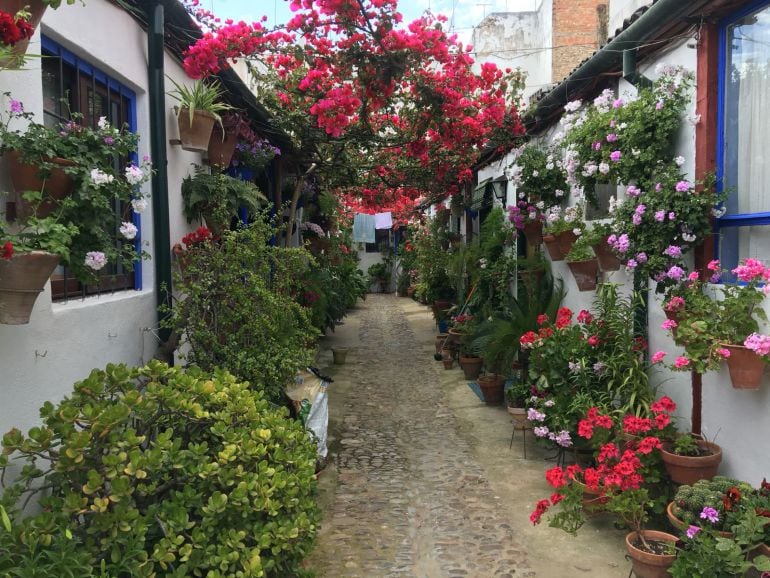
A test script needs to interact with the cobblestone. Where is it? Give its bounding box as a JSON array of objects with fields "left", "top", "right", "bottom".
[{"left": 308, "top": 295, "right": 535, "bottom": 578}]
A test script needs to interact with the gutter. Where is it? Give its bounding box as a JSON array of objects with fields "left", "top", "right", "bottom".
[
  {"left": 146, "top": 0, "right": 173, "bottom": 345},
  {"left": 527, "top": 0, "right": 701, "bottom": 134}
]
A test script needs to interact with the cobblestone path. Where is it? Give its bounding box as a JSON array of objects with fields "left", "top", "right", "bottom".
[{"left": 308, "top": 295, "right": 533, "bottom": 578}]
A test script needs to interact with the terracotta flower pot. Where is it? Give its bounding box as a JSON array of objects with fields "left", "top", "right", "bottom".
[
  {"left": 459, "top": 355, "right": 483, "bottom": 380},
  {"left": 573, "top": 478, "right": 608, "bottom": 515},
  {"left": 566, "top": 259, "right": 598, "bottom": 291},
  {"left": 722, "top": 344, "right": 766, "bottom": 390},
  {"left": 522, "top": 220, "right": 543, "bottom": 247},
  {"left": 507, "top": 406, "right": 532, "bottom": 431},
  {"left": 0, "top": 251, "right": 60, "bottom": 325},
  {"left": 556, "top": 230, "right": 578, "bottom": 255},
  {"left": 207, "top": 124, "right": 238, "bottom": 167},
  {"left": 435, "top": 333, "right": 449, "bottom": 356},
  {"left": 625, "top": 530, "right": 678, "bottom": 578},
  {"left": 5, "top": 151, "right": 76, "bottom": 218},
  {"left": 666, "top": 501, "right": 733, "bottom": 538},
  {"left": 332, "top": 347, "right": 349, "bottom": 365},
  {"left": 0, "top": 0, "right": 46, "bottom": 69},
  {"left": 660, "top": 440, "right": 722, "bottom": 485},
  {"left": 177, "top": 108, "right": 217, "bottom": 153},
  {"left": 543, "top": 234, "right": 564, "bottom": 261},
  {"left": 477, "top": 373, "right": 505, "bottom": 405},
  {"left": 442, "top": 357, "right": 454, "bottom": 370},
  {"left": 592, "top": 236, "right": 621, "bottom": 271}
]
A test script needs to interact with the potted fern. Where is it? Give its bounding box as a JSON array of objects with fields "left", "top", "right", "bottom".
[
  {"left": 181, "top": 168, "right": 266, "bottom": 235},
  {"left": 168, "top": 78, "right": 233, "bottom": 153}
]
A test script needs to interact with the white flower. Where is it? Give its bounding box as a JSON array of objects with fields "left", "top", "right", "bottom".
[
  {"left": 531, "top": 170, "right": 539, "bottom": 177},
  {"left": 125, "top": 164, "right": 146, "bottom": 185},
  {"left": 85, "top": 251, "right": 107, "bottom": 271},
  {"left": 545, "top": 163, "right": 554, "bottom": 170},
  {"left": 632, "top": 148, "right": 641, "bottom": 156},
  {"left": 573, "top": 228, "right": 582, "bottom": 236},
  {"left": 97, "top": 116, "right": 109, "bottom": 130},
  {"left": 535, "top": 201, "right": 544, "bottom": 210},
  {"left": 619, "top": 122, "right": 627, "bottom": 130},
  {"left": 90, "top": 168, "right": 114, "bottom": 186},
  {"left": 131, "top": 198, "right": 148, "bottom": 213},
  {"left": 518, "top": 192, "right": 525, "bottom": 199},
  {"left": 712, "top": 206, "right": 727, "bottom": 218},
  {"left": 555, "top": 189, "right": 564, "bottom": 198},
  {"left": 598, "top": 162, "right": 610, "bottom": 175},
  {"left": 682, "top": 232, "right": 697, "bottom": 242},
  {"left": 674, "top": 156, "right": 685, "bottom": 166},
  {"left": 564, "top": 99, "right": 582, "bottom": 112},
  {"left": 120, "top": 221, "right": 138, "bottom": 240}
]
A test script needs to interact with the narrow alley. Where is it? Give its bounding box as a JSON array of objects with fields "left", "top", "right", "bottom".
[{"left": 308, "top": 295, "right": 627, "bottom": 578}]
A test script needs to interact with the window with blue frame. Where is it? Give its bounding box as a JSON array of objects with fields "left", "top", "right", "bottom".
[
  {"left": 41, "top": 36, "right": 142, "bottom": 299},
  {"left": 717, "top": 1, "right": 770, "bottom": 270}
]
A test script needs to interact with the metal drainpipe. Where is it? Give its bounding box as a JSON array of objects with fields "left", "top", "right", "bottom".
[{"left": 147, "top": 1, "right": 173, "bottom": 345}]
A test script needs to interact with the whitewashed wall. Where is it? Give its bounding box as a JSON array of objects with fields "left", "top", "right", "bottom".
[
  {"left": 608, "top": 0, "right": 651, "bottom": 36},
  {"left": 0, "top": 0, "right": 205, "bottom": 444}
]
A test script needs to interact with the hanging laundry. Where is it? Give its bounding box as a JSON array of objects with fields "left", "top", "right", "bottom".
[
  {"left": 352, "top": 213, "right": 376, "bottom": 243},
  {"left": 374, "top": 211, "right": 393, "bottom": 229}
]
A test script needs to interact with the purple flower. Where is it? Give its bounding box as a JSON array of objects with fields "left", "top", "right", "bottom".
[
  {"left": 675, "top": 180, "right": 691, "bottom": 192},
  {"left": 606, "top": 133, "right": 618, "bottom": 143},
  {"left": 626, "top": 185, "right": 641, "bottom": 197},
  {"left": 527, "top": 408, "right": 546, "bottom": 422},
  {"left": 664, "top": 245, "right": 683, "bottom": 258},
  {"left": 593, "top": 141, "right": 602, "bottom": 151},
  {"left": 636, "top": 252, "right": 648, "bottom": 263},
  {"left": 533, "top": 426, "right": 550, "bottom": 438},
  {"left": 626, "top": 258, "right": 638, "bottom": 269},
  {"left": 700, "top": 507, "right": 720, "bottom": 524},
  {"left": 654, "top": 210, "right": 666, "bottom": 222},
  {"left": 656, "top": 101, "right": 664, "bottom": 110},
  {"left": 9, "top": 99, "right": 23, "bottom": 113},
  {"left": 615, "top": 233, "right": 630, "bottom": 253},
  {"left": 655, "top": 182, "right": 663, "bottom": 192},
  {"left": 686, "top": 525, "right": 701, "bottom": 539},
  {"left": 613, "top": 98, "right": 625, "bottom": 109},
  {"left": 635, "top": 204, "right": 646, "bottom": 215},
  {"left": 667, "top": 266, "right": 685, "bottom": 281},
  {"left": 104, "top": 136, "right": 114, "bottom": 145},
  {"left": 610, "top": 150, "right": 622, "bottom": 162},
  {"left": 668, "top": 211, "right": 676, "bottom": 220},
  {"left": 632, "top": 214, "right": 642, "bottom": 226}
]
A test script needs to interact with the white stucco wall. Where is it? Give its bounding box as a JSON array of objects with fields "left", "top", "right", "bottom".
[
  {"left": 472, "top": 5, "right": 552, "bottom": 103},
  {"left": 608, "top": 0, "right": 651, "bottom": 36},
  {"left": 0, "top": 0, "right": 207, "bottom": 443}
]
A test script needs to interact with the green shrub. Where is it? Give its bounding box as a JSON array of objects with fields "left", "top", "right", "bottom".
[
  {"left": 0, "top": 361, "right": 319, "bottom": 577},
  {"left": 170, "top": 218, "right": 319, "bottom": 404}
]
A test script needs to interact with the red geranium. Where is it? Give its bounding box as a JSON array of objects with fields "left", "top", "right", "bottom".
[{"left": 1, "top": 241, "right": 13, "bottom": 260}]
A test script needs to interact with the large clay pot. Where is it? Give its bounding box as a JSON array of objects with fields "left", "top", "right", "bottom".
[
  {"left": 660, "top": 440, "right": 722, "bottom": 485},
  {"left": 625, "top": 530, "right": 678, "bottom": 578},
  {"left": 177, "top": 108, "right": 217, "bottom": 153},
  {"left": 207, "top": 124, "right": 238, "bottom": 167},
  {"left": 0, "top": 251, "right": 59, "bottom": 325},
  {"left": 459, "top": 355, "right": 483, "bottom": 380},
  {"left": 543, "top": 234, "right": 564, "bottom": 261},
  {"left": 5, "top": 151, "right": 76, "bottom": 218},
  {"left": 566, "top": 259, "right": 598, "bottom": 291},
  {"left": 592, "top": 236, "right": 621, "bottom": 271},
  {"left": 507, "top": 406, "right": 532, "bottom": 431},
  {"left": 722, "top": 344, "right": 766, "bottom": 390},
  {"left": 477, "top": 373, "right": 505, "bottom": 405}
]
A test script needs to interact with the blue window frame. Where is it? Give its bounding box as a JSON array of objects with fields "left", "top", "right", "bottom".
[
  {"left": 41, "top": 36, "right": 143, "bottom": 297},
  {"left": 716, "top": 0, "right": 770, "bottom": 269}
]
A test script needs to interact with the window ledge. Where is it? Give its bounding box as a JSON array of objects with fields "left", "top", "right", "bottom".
[{"left": 51, "top": 288, "right": 152, "bottom": 313}]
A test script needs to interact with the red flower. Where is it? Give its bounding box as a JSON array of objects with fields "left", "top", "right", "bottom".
[
  {"left": 651, "top": 396, "right": 676, "bottom": 414},
  {"left": 577, "top": 309, "right": 593, "bottom": 324},
  {"left": 654, "top": 412, "right": 670, "bottom": 430},
  {"left": 597, "top": 443, "right": 620, "bottom": 464},
  {"left": 545, "top": 466, "right": 566, "bottom": 488},
  {"left": 622, "top": 415, "right": 652, "bottom": 435},
  {"left": 538, "top": 327, "right": 553, "bottom": 339},
  {"left": 550, "top": 492, "right": 564, "bottom": 505},
  {"left": 536, "top": 313, "right": 549, "bottom": 326},
  {"left": 583, "top": 467, "right": 600, "bottom": 490},
  {"left": 565, "top": 464, "right": 583, "bottom": 480},
  {"left": 529, "top": 499, "right": 551, "bottom": 525},
  {"left": 1, "top": 241, "right": 13, "bottom": 261},
  {"left": 635, "top": 436, "right": 662, "bottom": 455},
  {"left": 587, "top": 335, "right": 599, "bottom": 347},
  {"left": 577, "top": 419, "right": 594, "bottom": 439},
  {"left": 723, "top": 487, "right": 742, "bottom": 512}
]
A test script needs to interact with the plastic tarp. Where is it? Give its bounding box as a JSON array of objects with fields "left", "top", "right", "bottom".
[{"left": 287, "top": 369, "right": 329, "bottom": 458}]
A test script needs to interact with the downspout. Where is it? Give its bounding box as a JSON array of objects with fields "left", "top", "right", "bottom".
[
  {"left": 528, "top": 0, "right": 700, "bottom": 132},
  {"left": 147, "top": 1, "right": 173, "bottom": 345}
]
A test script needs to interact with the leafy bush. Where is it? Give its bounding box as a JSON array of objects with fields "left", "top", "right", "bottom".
[
  {"left": 169, "top": 218, "right": 319, "bottom": 404},
  {"left": 0, "top": 361, "right": 319, "bottom": 577},
  {"left": 300, "top": 256, "right": 367, "bottom": 332}
]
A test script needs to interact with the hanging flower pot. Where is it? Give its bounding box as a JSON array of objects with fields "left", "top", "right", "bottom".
[
  {"left": 556, "top": 230, "right": 578, "bottom": 255},
  {"left": 522, "top": 220, "right": 543, "bottom": 247},
  {"left": 722, "top": 344, "right": 766, "bottom": 390},
  {"left": 660, "top": 440, "right": 722, "bottom": 485},
  {"left": 5, "top": 150, "right": 76, "bottom": 218},
  {"left": 0, "top": 0, "right": 46, "bottom": 69},
  {"left": 177, "top": 108, "right": 217, "bottom": 153},
  {"left": 543, "top": 234, "right": 564, "bottom": 261},
  {"left": 566, "top": 259, "right": 598, "bottom": 291},
  {"left": 0, "top": 251, "right": 59, "bottom": 324},
  {"left": 625, "top": 530, "right": 678, "bottom": 578},
  {"left": 207, "top": 124, "right": 238, "bottom": 168},
  {"left": 592, "top": 236, "right": 621, "bottom": 271}
]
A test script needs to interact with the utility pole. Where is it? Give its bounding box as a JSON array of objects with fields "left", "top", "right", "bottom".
[{"left": 477, "top": 2, "right": 491, "bottom": 18}]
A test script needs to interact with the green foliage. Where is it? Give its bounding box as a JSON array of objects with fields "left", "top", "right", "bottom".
[
  {"left": 673, "top": 477, "right": 754, "bottom": 530},
  {"left": 168, "top": 218, "right": 319, "bottom": 405},
  {"left": 367, "top": 262, "right": 389, "bottom": 283},
  {"left": 167, "top": 78, "right": 234, "bottom": 128},
  {"left": 564, "top": 235, "right": 595, "bottom": 263},
  {"left": 0, "top": 361, "right": 320, "bottom": 577},
  {"left": 300, "top": 255, "right": 367, "bottom": 332},
  {"left": 412, "top": 214, "right": 453, "bottom": 303},
  {"left": 181, "top": 168, "right": 267, "bottom": 233},
  {"left": 506, "top": 143, "right": 568, "bottom": 209}
]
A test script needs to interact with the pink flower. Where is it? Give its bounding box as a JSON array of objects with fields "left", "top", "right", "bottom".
[
  {"left": 675, "top": 181, "right": 691, "bottom": 192},
  {"left": 686, "top": 525, "right": 700, "bottom": 539},
  {"left": 716, "top": 348, "right": 731, "bottom": 358},
  {"left": 707, "top": 259, "right": 720, "bottom": 271},
  {"left": 745, "top": 333, "right": 770, "bottom": 356},
  {"left": 654, "top": 210, "right": 665, "bottom": 222},
  {"left": 674, "top": 356, "right": 691, "bottom": 369},
  {"left": 661, "top": 319, "right": 678, "bottom": 330},
  {"left": 651, "top": 351, "right": 667, "bottom": 364},
  {"left": 610, "top": 150, "right": 622, "bottom": 162},
  {"left": 688, "top": 271, "right": 699, "bottom": 282}
]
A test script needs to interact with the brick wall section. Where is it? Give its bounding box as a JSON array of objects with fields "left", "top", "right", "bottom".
[{"left": 552, "top": 0, "right": 609, "bottom": 82}]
